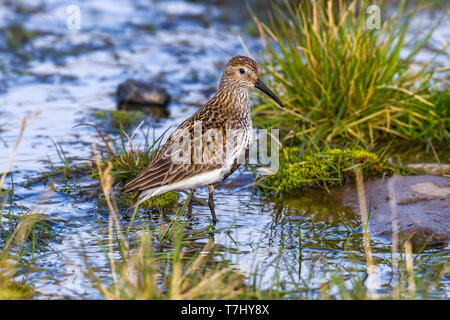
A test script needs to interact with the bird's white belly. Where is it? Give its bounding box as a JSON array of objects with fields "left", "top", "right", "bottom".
[{"left": 137, "top": 167, "right": 229, "bottom": 204}]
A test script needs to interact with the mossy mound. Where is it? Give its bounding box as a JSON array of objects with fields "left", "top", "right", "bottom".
[
  {"left": 257, "top": 147, "right": 392, "bottom": 194},
  {"left": 121, "top": 191, "right": 179, "bottom": 210}
]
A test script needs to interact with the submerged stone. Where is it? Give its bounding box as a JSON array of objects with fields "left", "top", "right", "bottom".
[
  {"left": 338, "top": 175, "right": 450, "bottom": 249},
  {"left": 117, "top": 79, "right": 170, "bottom": 108}
]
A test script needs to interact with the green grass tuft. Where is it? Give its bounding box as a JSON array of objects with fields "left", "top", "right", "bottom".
[
  {"left": 81, "top": 123, "right": 167, "bottom": 186},
  {"left": 252, "top": 0, "right": 448, "bottom": 150},
  {"left": 257, "top": 147, "right": 392, "bottom": 194}
]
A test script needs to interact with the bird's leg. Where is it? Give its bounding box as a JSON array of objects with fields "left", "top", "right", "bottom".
[
  {"left": 208, "top": 184, "right": 217, "bottom": 223},
  {"left": 187, "top": 189, "right": 194, "bottom": 217}
]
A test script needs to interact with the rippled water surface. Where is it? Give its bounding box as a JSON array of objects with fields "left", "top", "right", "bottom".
[{"left": 0, "top": 0, "right": 448, "bottom": 299}]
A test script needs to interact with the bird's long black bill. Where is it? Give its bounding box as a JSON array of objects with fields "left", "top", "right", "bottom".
[{"left": 254, "top": 78, "right": 285, "bottom": 108}]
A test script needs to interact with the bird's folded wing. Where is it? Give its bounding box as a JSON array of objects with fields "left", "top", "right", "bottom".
[{"left": 122, "top": 127, "right": 224, "bottom": 192}]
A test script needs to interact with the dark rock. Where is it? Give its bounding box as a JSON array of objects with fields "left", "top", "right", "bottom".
[
  {"left": 338, "top": 175, "right": 450, "bottom": 249},
  {"left": 117, "top": 79, "right": 170, "bottom": 108}
]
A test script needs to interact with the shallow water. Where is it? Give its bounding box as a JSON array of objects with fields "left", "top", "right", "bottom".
[{"left": 0, "top": 0, "right": 448, "bottom": 299}]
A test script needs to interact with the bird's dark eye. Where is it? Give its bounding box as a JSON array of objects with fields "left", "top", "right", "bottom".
[{"left": 239, "top": 68, "right": 245, "bottom": 74}]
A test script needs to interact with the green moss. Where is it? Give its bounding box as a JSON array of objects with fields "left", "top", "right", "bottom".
[
  {"left": 5, "top": 24, "right": 36, "bottom": 51},
  {"left": 122, "top": 191, "right": 179, "bottom": 209},
  {"left": 133, "top": 23, "right": 156, "bottom": 32},
  {"left": 258, "top": 147, "right": 392, "bottom": 194},
  {"left": 325, "top": 148, "right": 343, "bottom": 156},
  {"left": 94, "top": 110, "right": 144, "bottom": 129},
  {"left": 3, "top": 24, "right": 37, "bottom": 62}
]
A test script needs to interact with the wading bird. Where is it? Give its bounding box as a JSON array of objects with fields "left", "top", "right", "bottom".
[{"left": 122, "top": 56, "right": 284, "bottom": 222}]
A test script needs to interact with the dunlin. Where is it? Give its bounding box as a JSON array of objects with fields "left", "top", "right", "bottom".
[{"left": 122, "top": 56, "right": 284, "bottom": 221}]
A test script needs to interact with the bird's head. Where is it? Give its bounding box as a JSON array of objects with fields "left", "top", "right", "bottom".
[{"left": 221, "top": 56, "right": 285, "bottom": 108}]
